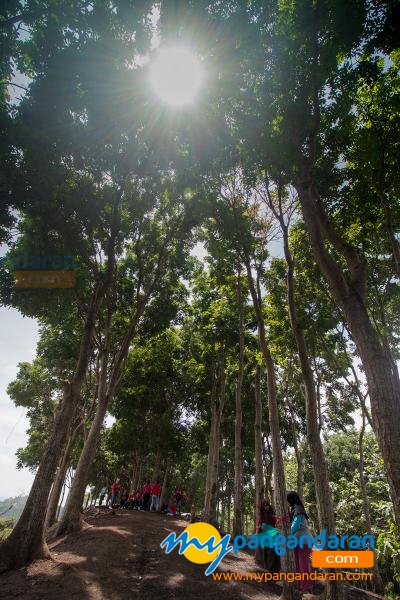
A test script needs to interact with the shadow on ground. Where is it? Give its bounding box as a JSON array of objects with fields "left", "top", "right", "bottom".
[
  {"left": 0, "top": 511, "right": 381, "bottom": 600},
  {"left": 0, "top": 511, "right": 282, "bottom": 600}
]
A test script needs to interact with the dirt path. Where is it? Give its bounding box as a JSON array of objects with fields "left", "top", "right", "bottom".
[
  {"left": 0, "top": 511, "right": 380, "bottom": 600},
  {"left": 0, "top": 510, "right": 283, "bottom": 600}
]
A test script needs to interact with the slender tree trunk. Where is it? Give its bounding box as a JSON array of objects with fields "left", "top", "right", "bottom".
[
  {"left": 244, "top": 258, "right": 298, "bottom": 600},
  {"left": 296, "top": 445, "right": 304, "bottom": 502},
  {"left": 291, "top": 427, "right": 304, "bottom": 503},
  {"left": 227, "top": 486, "right": 231, "bottom": 533},
  {"left": 135, "top": 463, "right": 142, "bottom": 493},
  {"left": 153, "top": 450, "right": 161, "bottom": 482},
  {"left": 204, "top": 345, "right": 218, "bottom": 521},
  {"left": 132, "top": 452, "right": 143, "bottom": 493},
  {"left": 254, "top": 363, "right": 266, "bottom": 565},
  {"left": 221, "top": 482, "right": 226, "bottom": 531},
  {"left": 375, "top": 182, "right": 400, "bottom": 278},
  {"left": 187, "top": 466, "right": 200, "bottom": 512},
  {"left": 359, "top": 409, "right": 384, "bottom": 595},
  {"left": 287, "top": 390, "right": 304, "bottom": 501},
  {"left": 57, "top": 472, "right": 68, "bottom": 520},
  {"left": 254, "top": 364, "right": 265, "bottom": 520},
  {"left": 262, "top": 435, "right": 274, "bottom": 503},
  {"left": 45, "top": 422, "right": 81, "bottom": 529},
  {"left": 130, "top": 452, "right": 139, "bottom": 493},
  {"left": 297, "top": 181, "right": 400, "bottom": 530},
  {"left": 159, "top": 457, "right": 170, "bottom": 509},
  {"left": 233, "top": 271, "right": 245, "bottom": 537},
  {"left": 208, "top": 341, "right": 226, "bottom": 526}
]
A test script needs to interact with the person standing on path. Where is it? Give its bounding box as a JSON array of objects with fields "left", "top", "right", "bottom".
[
  {"left": 142, "top": 479, "right": 152, "bottom": 511},
  {"left": 287, "top": 491, "right": 313, "bottom": 594},
  {"left": 150, "top": 480, "right": 161, "bottom": 511},
  {"left": 110, "top": 478, "right": 121, "bottom": 508},
  {"left": 174, "top": 486, "right": 183, "bottom": 514}
]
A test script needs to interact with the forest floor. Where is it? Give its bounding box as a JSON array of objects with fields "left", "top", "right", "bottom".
[{"left": 0, "top": 510, "right": 381, "bottom": 600}]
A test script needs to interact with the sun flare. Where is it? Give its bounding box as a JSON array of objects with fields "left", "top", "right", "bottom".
[{"left": 149, "top": 47, "right": 204, "bottom": 107}]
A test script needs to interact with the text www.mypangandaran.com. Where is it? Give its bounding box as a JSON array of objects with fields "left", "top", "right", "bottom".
[{"left": 211, "top": 571, "right": 373, "bottom": 583}]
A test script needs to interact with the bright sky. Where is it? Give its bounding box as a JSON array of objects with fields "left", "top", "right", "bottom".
[
  {"left": 0, "top": 307, "right": 38, "bottom": 498},
  {"left": 149, "top": 46, "right": 204, "bottom": 106}
]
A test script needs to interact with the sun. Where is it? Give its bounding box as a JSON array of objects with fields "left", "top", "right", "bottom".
[{"left": 149, "top": 47, "right": 204, "bottom": 107}]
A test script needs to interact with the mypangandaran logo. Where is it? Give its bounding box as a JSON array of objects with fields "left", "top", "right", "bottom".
[
  {"left": 160, "top": 523, "right": 375, "bottom": 576},
  {"left": 0, "top": 252, "right": 77, "bottom": 288},
  {"left": 0, "top": 251, "right": 76, "bottom": 270}
]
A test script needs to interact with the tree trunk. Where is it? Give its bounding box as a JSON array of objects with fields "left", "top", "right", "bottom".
[
  {"left": 280, "top": 215, "right": 339, "bottom": 600},
  {"left": 297, "top": 181, "right": 400, "bottom": 530},
  {"left": 262, "top": 433, "right": 274, "bottom": 503},
  {"left": 221, "top": 483, "right": 226, "bottom": 531},
  {"left": 375, "top": 182, "right": 400, "bottom": 278},
  {"left": 204, "top": 344, "right": 218, "bottom": 522},
  {"left": 227, "top": 486, "right": 231, "bottom": 533},
  {"left": 187, "top": 466, "right": 200, "bottom": 512},
  {"left": 254, "top": 364, "right": 265, "bottom": 519},
  {"left": 152, "top": 450, "right": 161, "bottom": 482},
  {"left": 287, "top": 393, "right": 304, "bottom": 501},
  {"left": 208, "top": 341, "right": 226, "bottom": 526},
  {"left": 295, "top": 444, "right": 304, "bottom": 502},
  {"left": 244, "top": 258, "right": 298, "bottom": 600},
  {"left": 254, "top": 363, "right": 266, "bottom": 565},
  {"left": 130, "top": 452, "right": 140, "bottom": 493},
  {"left": 233, "top": 271, "right": 245, "bottom": 537},
  {"left": 0, "top": 381, "right": 80, "bottom": 571},
  {"left": 359, "top": 409, "right": 384, "bottom": 595},
  {"left": 57, "top": 471, "right": 69, "bottom": 520},
  {"left": 45, "top": 421, "right": 81, "bottom": 529},
  {"left": 159, "top": 457, "right": 170, "bottom": 509}
]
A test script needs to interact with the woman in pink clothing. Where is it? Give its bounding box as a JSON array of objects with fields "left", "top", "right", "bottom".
[{"left": 287, "top": 491, "right": 313, "bottom": 594}]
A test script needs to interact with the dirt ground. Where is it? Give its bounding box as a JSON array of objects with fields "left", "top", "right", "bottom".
[{"left": 0, "top": 510, "right": 381, "bottom": 600}]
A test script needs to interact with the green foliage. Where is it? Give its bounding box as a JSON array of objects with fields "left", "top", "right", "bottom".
[{"left": 1, "top": 2, "right": 399, "bottom": 595}]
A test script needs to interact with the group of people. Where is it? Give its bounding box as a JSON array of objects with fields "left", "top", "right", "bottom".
[
  {"left": 100, "top": 478, "right": 185, "bottom": 516},
  {"left": 257, "top": 491, "right": 313, "bottom": 595}
]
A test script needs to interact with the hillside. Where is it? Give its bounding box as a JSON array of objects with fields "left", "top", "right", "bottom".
[{"left": 0, "top": 496, "right": 27, "bottom": 521}]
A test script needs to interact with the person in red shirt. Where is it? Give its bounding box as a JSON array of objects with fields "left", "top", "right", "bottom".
[
  {"left": 141, "top": 479, "right": 152, "bottom": 511},
  {"left": 110, "top": 478, "right": 120, "bottom": 507},
  {"left": 150, "top": 480, "right": 161, "bottom": 511},
  {"left": 125, "top": 493, "right": 135, "bottom": 509},
  {"left": 174, "top": 486, "right": 183, "bottom": 514}
]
